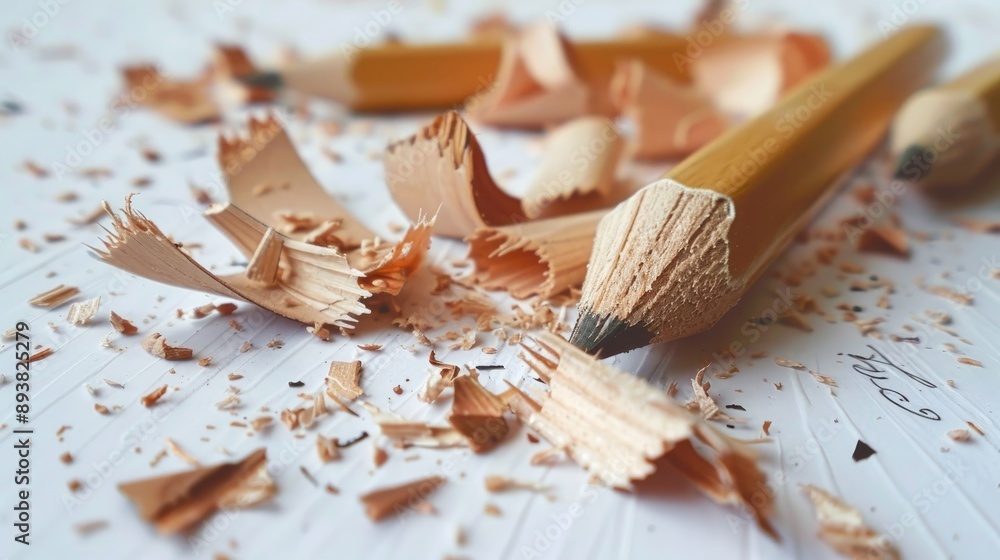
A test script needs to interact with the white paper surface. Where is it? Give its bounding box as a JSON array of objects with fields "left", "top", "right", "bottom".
[{"left": 1, "top": 1, "right": 999, "bottom": 559}]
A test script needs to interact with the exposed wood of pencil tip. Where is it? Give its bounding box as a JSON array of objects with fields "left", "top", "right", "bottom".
[{"left": 571, "top": 25, "right": 946, "bottom": 357}]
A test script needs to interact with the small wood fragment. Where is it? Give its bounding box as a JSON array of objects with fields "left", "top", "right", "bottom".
[
  {"left": 29, "top": 285, "right": 80, "bottom": 307},
  {"left": 359, "top": 476, "right": 446, "bottom": 522},
  {"left": 141, "top": 333, "right": 194, "bottom": 361},
  {"left": 140, "top": 384, "right": 168, "bottom": 407}
]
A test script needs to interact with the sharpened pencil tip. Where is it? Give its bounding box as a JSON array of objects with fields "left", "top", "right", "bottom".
[
  {"left": 569, "top": 309, "right": 653, "bottom": 358},
  {"left": 234, "top": 71, "right": 285, "bottom": 91},
  {"left": 893, "top": 144, "right": 930, "bottom": 181}
]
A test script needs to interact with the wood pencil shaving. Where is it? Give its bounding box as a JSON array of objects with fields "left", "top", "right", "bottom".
[
  {"left": 510, "top": 333, "right": 775, "bottom": 536},
  {"left": 466, "top": 23, "right": 590, "bottom": 128},
  {"left": 359, "top": 476, "right": 446, "bottom": 522},
  {"left": 364, "top": 403, "right": 468, "bottom": 449},
  {"left": 418, "top": 352, "right": 460, "bottom": 403},
  {"left": 325, "top": 360, "right": 363, "bottom": 401},
  {"left": 449, "top": 375, "right": 509, "bottom": 453},
  {"left": 109, "top": 311, "right": 138, "bottom": 335},
  {"left": 141, "top": 333, "right": 194, "bottom": 361},
  {"left": 65, "top": 296, "right": 101, "bottom": 325},
  {"left": 484, "top": 475, "right": 547, "bottom": 493},
  {"left": 802, "top": 484, "right": 898, "bottom": 560},
  {"left": 140, "top": 384, "right": 168, "bottom": 407},
  {"left": 121, "top": 65, "right": 219, "bottom": 124},
  {"left": 29, "top": 285, "right": 80, "bottom": 308},
  {"left": 385, "top": 111, "right": 524, "bottom": 238},
  {"left": 610, "top": 58, "right": 727, "bottom": 159},
  {"left": 521, "top": 117, "right": 624, "bottom": 219},
  {"left": 119, "top": 448, "right": 274, "bottom": 534}
]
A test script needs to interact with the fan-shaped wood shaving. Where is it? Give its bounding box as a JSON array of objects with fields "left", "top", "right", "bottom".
[
  {"left": 610, "top": 59, "right": 728, "bottom": 159},
  {"left": 118, "top": 448, "right": 274, "bottom": 535},
  {"left": 467, "top": 210, "right": 604, "bottom": 300},
  {"left": 91, "top": 196, "right": 370, "bottom": 330},
  {"left": 510, "top": 332, "right": 775, "bottom": 537},
  {"left": 385, "top": 111, "right": 525, "bottom": 238},
  {"left": 803, "top": 484, "right": 898, "bottom": 560}
]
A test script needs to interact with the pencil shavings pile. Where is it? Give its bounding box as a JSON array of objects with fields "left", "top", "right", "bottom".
[
  {"left": 93, "top": 115, "right": 433, "bottom": 333},
  {"left": 508, "top": 333, "right": 775, "bottom": 537},
  {"left": 803, "top": 485, "right": 899, "bottom": 560},
  {"left": 118, "top": 448, "right": 275, "bottom": 535}
]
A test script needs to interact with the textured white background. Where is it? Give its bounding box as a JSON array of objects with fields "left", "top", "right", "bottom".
[{"left": 2, "top": 1, "right": 1000, "bottom": 559}]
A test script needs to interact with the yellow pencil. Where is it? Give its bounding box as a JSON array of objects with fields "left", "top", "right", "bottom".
[{"left": 570, "top": 26, "right": 945, "bottom": 356}]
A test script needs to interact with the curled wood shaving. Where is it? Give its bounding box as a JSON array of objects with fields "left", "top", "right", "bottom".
[
  {"left": 467, "top": 210, "right": 604, "bottom": 300},
  {"left": 109, "top": 311, "right": 138, "bottom": 335},
  {"left": 418, "top": 351, "right": 460, "bottom": 403},
  {"left": 686, "top": 366, "right": 743, "bottom": 423},
  {"left": 385, "top": 111, "right": 525, "bottom": 239},
  {"left": 119, "top": 448, "right": 274, "bottom": 534},
  {"left": 325, "top": 360, "right": 363, "bottom": 401},
  {"left": 512, "top": 333, "right": 775, "bottom": 536},
  {"left": 66, "top": 296, "right": 101, "bottom": 325},
  {"left": 141, "top": 333, "right": 193, "bottom": 361},
  {"left": 140, "top": 384, "right": 168, "bottom": 407},
  {"left": 29, "top": 284, "right": 79, "bottom": 307},
  {"left": 802, "top": 484, "right": 898, "bottom": 560},
  {"left": 359, "top": 476, "right": 446, "bottom": 522},
  {"left": 466, "top": 23, "right": 589, "bottom": 128},
  {"left": 610, "top": 59, "right": 727, "bottom": 159},
  {"left": 449, "top": 375, "right": 509, "bottom": 453},
  {"left": 521, "top": 117, "right": 625, "bottom": 219}
]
